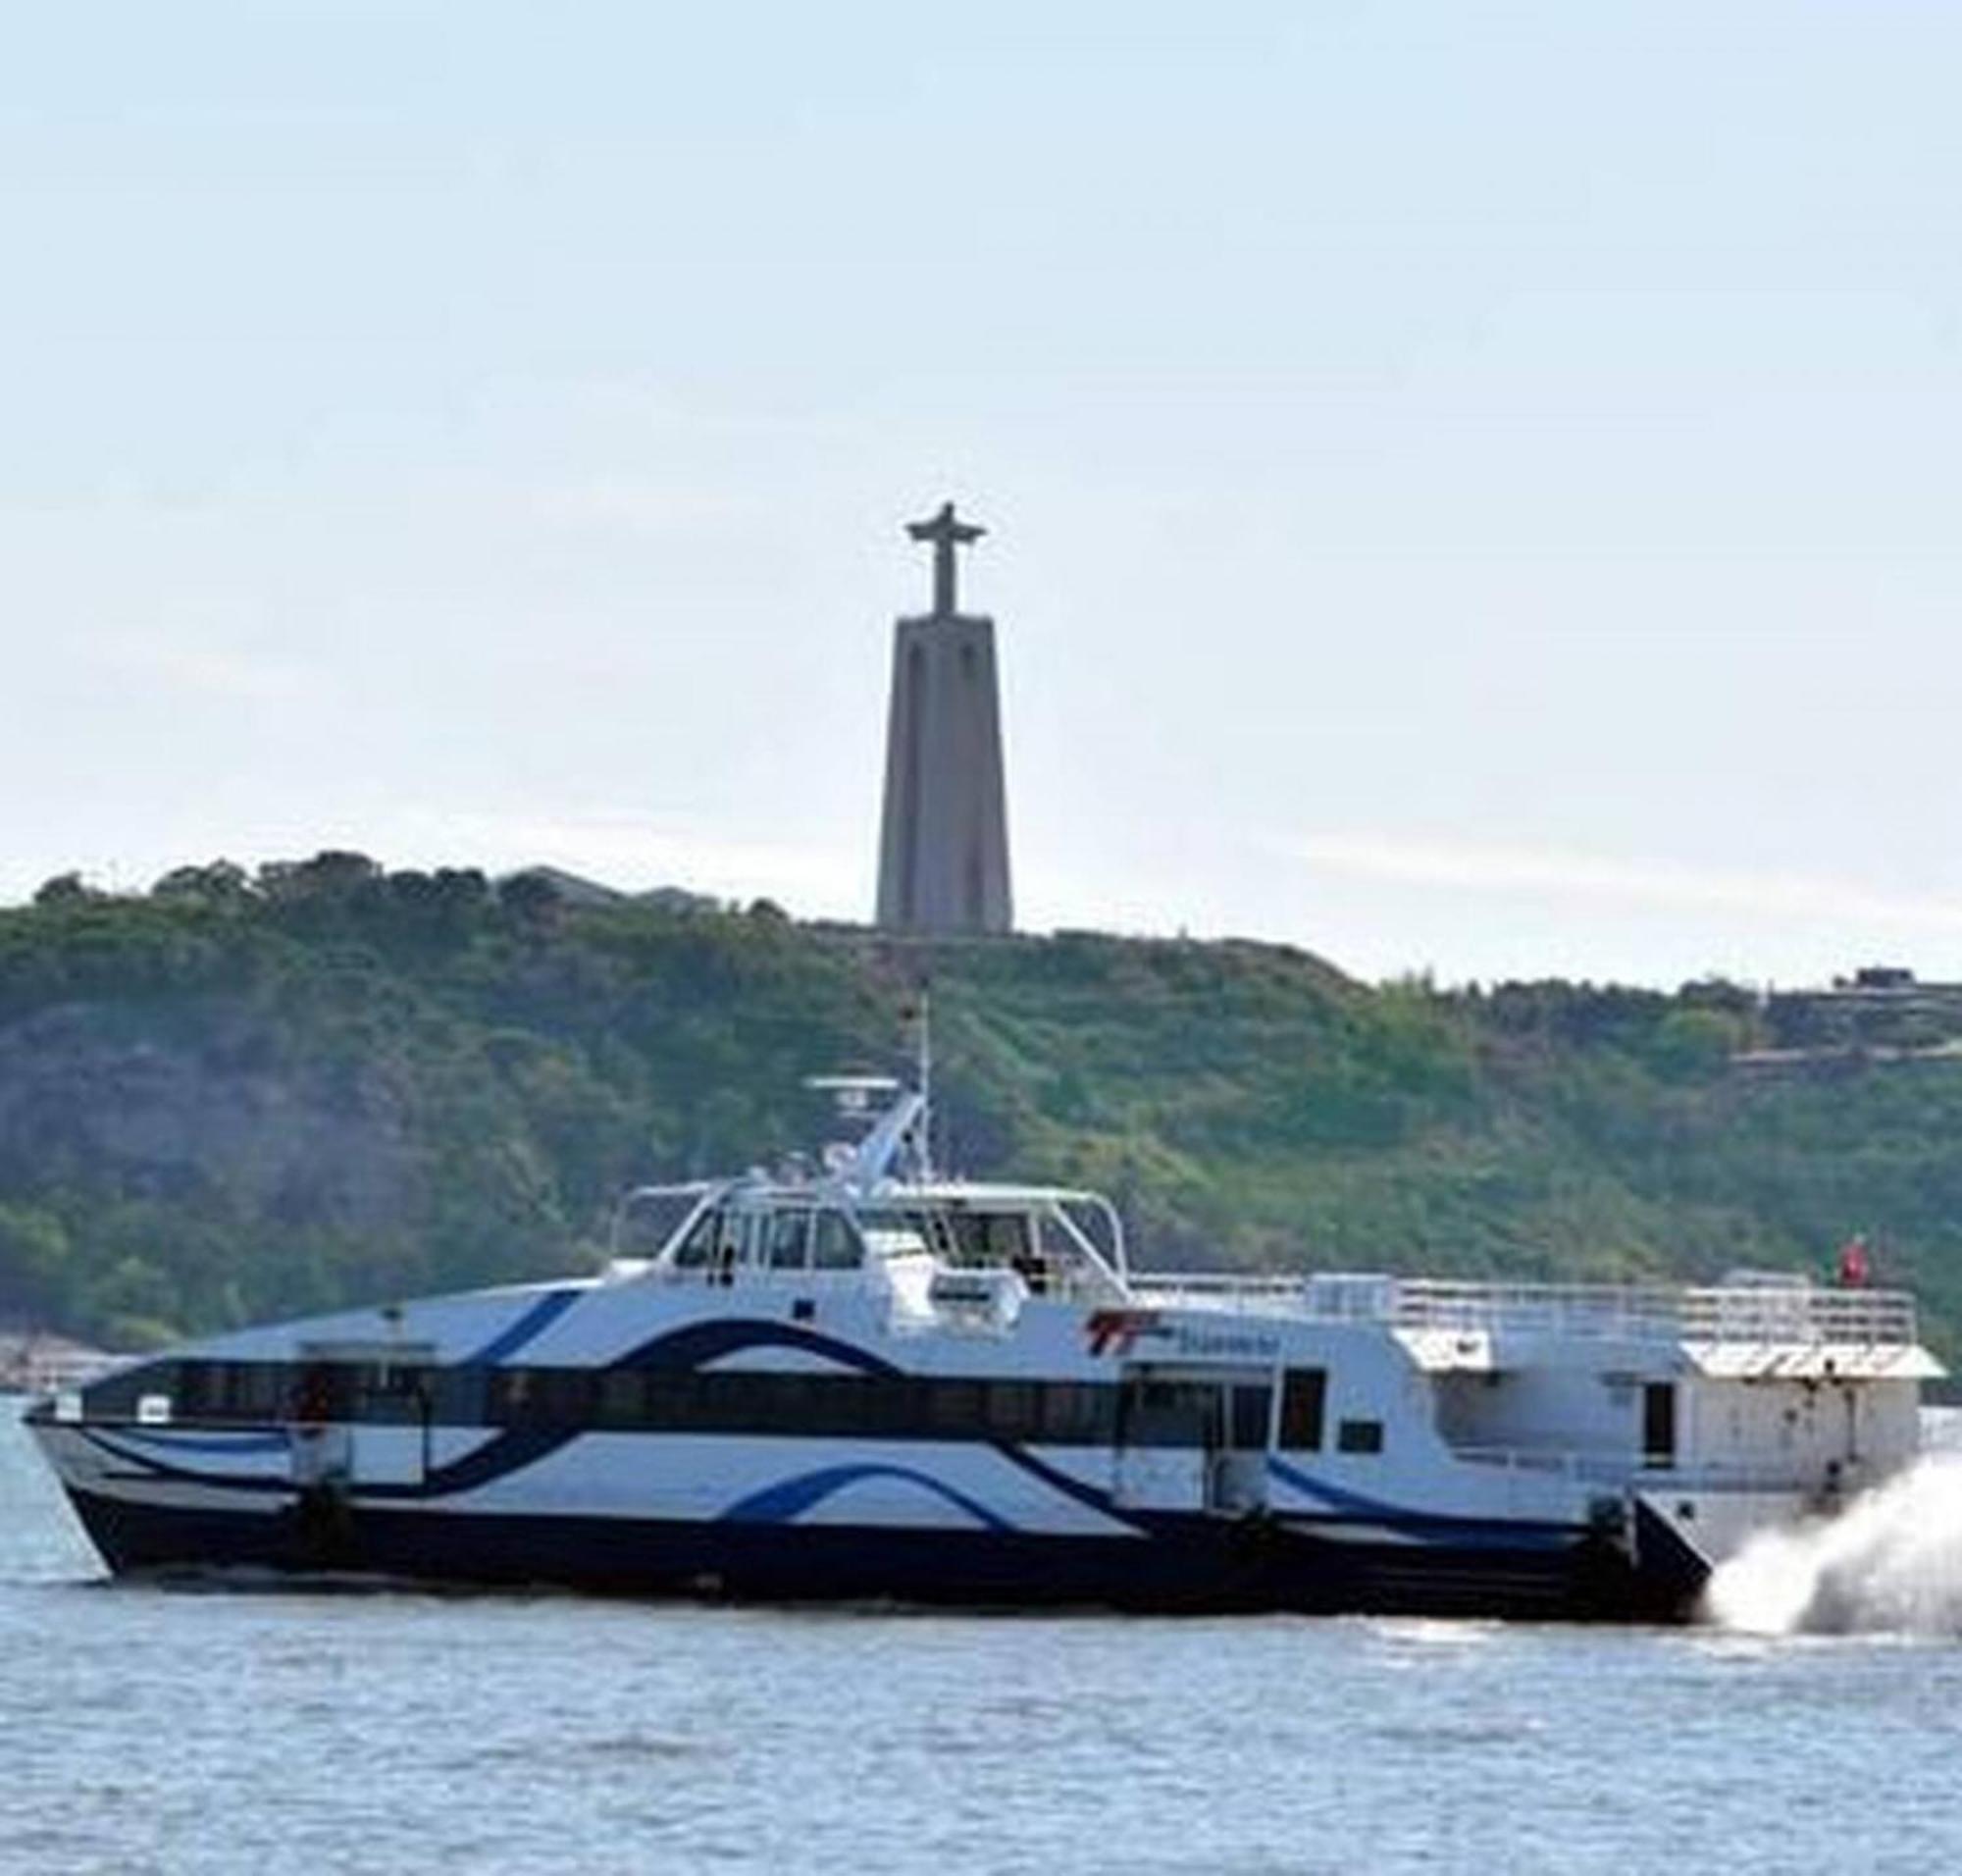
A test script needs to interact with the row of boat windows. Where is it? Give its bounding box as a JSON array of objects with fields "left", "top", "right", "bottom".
[
  {"left": 667, "top": 1206, "right": 1046, "bottom": 1275},
  {"left": 673, "top": 1209, "right": 865, "bottom": 1273},
  {"left": 104, "top": 1361, "right": 1365, "bottom": 1455}
]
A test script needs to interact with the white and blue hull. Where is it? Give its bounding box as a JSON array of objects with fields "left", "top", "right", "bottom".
[{"left": 30, "top": 1283, "right": 1708, "bottom": 1620}]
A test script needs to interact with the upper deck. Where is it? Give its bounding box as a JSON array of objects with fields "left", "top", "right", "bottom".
[
  {"left": 616, "top": 1082, "right": 1937, "bottom": 1374},
  {"left": 1127, "top": 1272, "right": 1925, "bottom": 1351}
]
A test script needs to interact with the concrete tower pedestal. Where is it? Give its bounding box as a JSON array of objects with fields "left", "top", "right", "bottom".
[{"left": 875, "top": 504, "right": 1013, "bottom": 934}]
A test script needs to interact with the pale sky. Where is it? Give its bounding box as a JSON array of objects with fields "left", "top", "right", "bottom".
[{"left": 6, "top": 2, "right": 1962, "bottom": 988}]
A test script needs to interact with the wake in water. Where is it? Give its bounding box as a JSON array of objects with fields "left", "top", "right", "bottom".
[{"left": 1704, "top": 1453, "right": 1962, "bottom": 1636}]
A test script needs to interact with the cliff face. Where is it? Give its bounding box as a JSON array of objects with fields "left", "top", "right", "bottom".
[
  {"left": 0, "top": 1003, "right": 413, "bottom": 1225},
  {"left": 3, "top": 860, "right": 1961, "bottom": 1357}
]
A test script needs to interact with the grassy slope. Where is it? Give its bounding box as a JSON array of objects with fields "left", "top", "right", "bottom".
[{"left": 1, "top": 871, "right": 1958, "bottom": 1357}]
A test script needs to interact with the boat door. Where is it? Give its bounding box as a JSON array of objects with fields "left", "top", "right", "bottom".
[
  {"left": 1113, "top": 1366, "right": 1273, "bottom": 1515},
  {"left": 290, "top": 1342, "right": 435, "bottom": 1489},
  {"left": 1213, "top": 1376, "right": 1275, "bottom": 1514}
]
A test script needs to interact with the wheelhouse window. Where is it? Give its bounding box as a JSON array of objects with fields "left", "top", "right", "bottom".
[
  {"left": 855, "top": 1208, "right": 934, "bottom": 1258},
  {"left": 1058, "top": 1198, "right": 1120, "bottom": 1266},
  {"left": 948, "top": 1210, "right": 1031, "bottom": 1266},
  {"left": 616, "top": 1189, "right": 705, "bottom": 1261},
  {"left": 714, "top": 1211, "right": 751, "bottom": 1268},
  {"left": 811, "top": 1210, "right": 862, "bottom": 1271},
  {"left": 945, "top": 1209, "right": 1052, "bottom": 1292},
  {"left": 766, "top": 1210, "right": 811, "bottom": 1271},
  {"left": 672, "top": 1208, "right": 720, "bottom": 1268}
]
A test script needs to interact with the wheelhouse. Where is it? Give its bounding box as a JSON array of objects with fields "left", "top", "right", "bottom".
[{"left": 608, "top": 1177, "right": 1130, "bottom": 1305}]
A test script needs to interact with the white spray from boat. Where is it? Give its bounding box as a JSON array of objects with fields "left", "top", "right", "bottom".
[{"left": 1705, "top": 1412, "right": 1962, "bottom": 1636}]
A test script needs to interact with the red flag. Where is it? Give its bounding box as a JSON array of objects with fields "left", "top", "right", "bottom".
[{"left": 1837, "top": 1234, "right": 1871, "bottom": 1288}]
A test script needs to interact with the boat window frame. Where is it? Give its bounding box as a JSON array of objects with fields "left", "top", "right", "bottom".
[
  {"left": 1278, "top": 1369, "right": 1327, "bottom": 1451},
  {"left": 671, "top": 1205, "right": 721, "bottom": 1270},
  {"left": 1336, "top": 1417, "right": 1384, "bottom": 1456},
  {"left": 810, "top": 1208, "right": 864, "bottom": 1271},
  {"left": 853, "top": 1205, "right": 940, "bottom": 1260},
  {"left": 765, "top": 1209, "right": 813, "bottom": 1272}
]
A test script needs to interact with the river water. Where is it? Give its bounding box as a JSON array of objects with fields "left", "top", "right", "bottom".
[{"left": 5, "top": 1403, "right": 1962, "bottom": 1874}]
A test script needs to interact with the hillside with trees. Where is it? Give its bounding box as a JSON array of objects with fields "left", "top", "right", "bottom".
[{"left": 4, "top": 854, "right": 1961, "bottom": 1360}]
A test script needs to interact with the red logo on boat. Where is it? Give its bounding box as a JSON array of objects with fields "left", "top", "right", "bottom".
[{"left": 1085, "top": 1309, "right": 1161, "bottom": 1358}]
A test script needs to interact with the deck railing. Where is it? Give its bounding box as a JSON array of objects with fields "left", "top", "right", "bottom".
[
  {"left": 1449, "top": 1445, "right": 1864, "bottom": 1492},
  {"left": 1125, "top": 1272, "right": 1921, "bottom": 1346}
]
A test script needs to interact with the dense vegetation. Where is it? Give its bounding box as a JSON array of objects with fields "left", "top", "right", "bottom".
[{"left": 4, "top": 855, "right": 1962, "bottom": 1360}]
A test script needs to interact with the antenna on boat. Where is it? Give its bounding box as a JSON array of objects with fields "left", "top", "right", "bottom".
[
  {"left": 803, "top": 1072, "right": 905, "bottom": 1180},
  {"left": 802, "top": 987, "right": 936, "bottom": 1186}
]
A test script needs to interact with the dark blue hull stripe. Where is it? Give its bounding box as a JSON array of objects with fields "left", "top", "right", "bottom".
[
  {"left": 1266, "top": 1456, "right": 1581, "bottom": 1546},
  {"left": 465, "top": 1287, "right": 583, "bottom": 1365},
  {"left": 63, "top": 1487, "right": 1688, "bottom": 1620}
]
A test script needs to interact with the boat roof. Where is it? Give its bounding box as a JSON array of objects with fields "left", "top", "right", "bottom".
[{"left": 708, "top": 1178, "right": 1114, "bottom": 1208}]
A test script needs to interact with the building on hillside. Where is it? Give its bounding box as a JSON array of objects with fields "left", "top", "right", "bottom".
[
  {"left": 1746, "top": 964, "right": 1962, "bottom": 1063},
  {"left": 873, "top": 502, "right": 1013, "bottom": 935}
]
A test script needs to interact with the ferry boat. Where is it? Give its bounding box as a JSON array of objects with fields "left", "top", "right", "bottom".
[{"left": 25, "top": 1078, "right": 1941, "bottom": 1620}]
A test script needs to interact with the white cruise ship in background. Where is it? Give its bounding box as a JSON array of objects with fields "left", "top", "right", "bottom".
[{"left": 25, "top": 1072, "right": 1941, "bottom": 1621}]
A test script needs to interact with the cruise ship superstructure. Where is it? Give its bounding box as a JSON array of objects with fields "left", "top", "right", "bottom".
[{"left": 26, "top": 1081, "right": 1940, "bottom": 1620}]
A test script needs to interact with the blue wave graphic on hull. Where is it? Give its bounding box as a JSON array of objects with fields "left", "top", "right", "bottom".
[
  {"left": 1266, "top": 1456, "right": 1575, "bottom": 1548},
  {"left": 71, "top": 1317, "right": 1142, "bottom": 1534},
  {"left": 720, "top": 1463, "right": 1016, "bottom": 1533},
  {"left": 110, "top": 1429, "right": 291, "bottom": 1457},
  {"left": 617, "top": 1316, "right": 901, "bottom": 1378}
]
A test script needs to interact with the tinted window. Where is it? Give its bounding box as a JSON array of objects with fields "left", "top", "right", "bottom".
[
  {"left": 672, "top": 1209, "right": 718, "bottom": 1268},
  {"left": 856, "top": 1209, "right": 932, "bottom": 1256},
  {"left": 926, "top": 1379, "right": 983, "bottom": 1433},
  {"left": 984, "top": 1381, "right": 1040, "bottom": 1440},
  {"left": 141, "top": 1359, "right": 1149, "bottom": 1446},
  {"left": 1120, "top": 1379, "right": 1215, "bottom": 1447},
  {"left": 1279, "top": 1370, "right": 1326, "bottom": 1451},
  {"left": 615, "top": 1190, "right": 703, "bottom": 1260},
  {"left": 811, "top": 1211, "right": 862, "bottom": 1270},
  {"left": 1337, "top": 1418, "right": 1383, "bottom": 1455},
  {"left": 715, "top": 1213, "right": 750, "bottom": 1265},
  {"left": 767, "top": 1211, "right": 811, "bottom": 1270},
  {"left": 1230, "top": 1384, "right": 1272, "bottom": 1449},
  {"left": 1040, "top": 1382, "right": 1112, "bottom": 1443},
  {"left": 949, "top": 1211, "right": 1032, "bottom": 1266},
  {"left": 597, "top": 1371, "right": 641, "bottom": 1426}
]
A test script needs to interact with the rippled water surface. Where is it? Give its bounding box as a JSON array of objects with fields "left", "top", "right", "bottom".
[{"left": 6, "top": 1403, "right": 1962, "bottom": 1873}]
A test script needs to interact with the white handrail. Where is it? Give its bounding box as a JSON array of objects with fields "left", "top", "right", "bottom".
[
  {"left": 1450, "top": 1444, "right": 1869, "bottom": 1491},
  {"left": 1125, "top": 1273, "right": 1921, "bottom": 1345}
]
